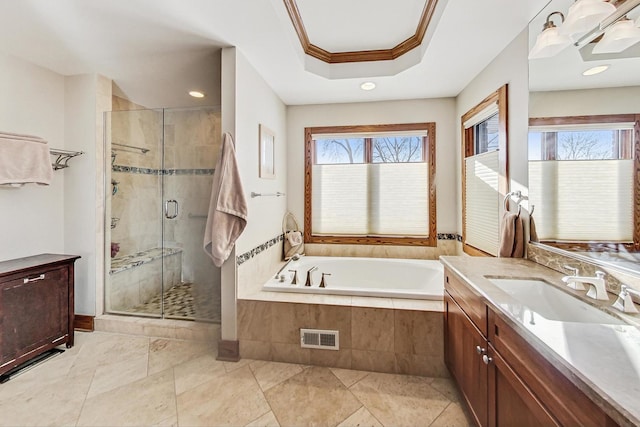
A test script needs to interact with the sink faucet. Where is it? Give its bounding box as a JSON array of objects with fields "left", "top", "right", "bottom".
[
  {"left": 561, "top": 265, "right": 585, "bottom": 290},
  {"left": 305, "top": 266, "right": 318, "bottom": 287},
  {"left": 562, "top": 271, "right": 608, "bottom": 300}
]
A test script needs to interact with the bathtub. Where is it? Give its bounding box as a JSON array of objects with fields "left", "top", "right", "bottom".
[{"left": 262, "top": 256, "right": 443, "bottom": 300}]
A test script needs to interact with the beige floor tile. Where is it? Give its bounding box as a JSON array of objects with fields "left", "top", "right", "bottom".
[
  {"left": 429, "top": 402, "right": 472, "bottom": 427},
  {"left": 72, "top": 332, "right": 150, "bottom": 375},
  {"left": 330, "top": 367, "right": 370, "bottom": 388},
  {"left": 224, "top": 358, "right": 253, "bottom": 373},
  {"left": 177, "top": 365, "right": 270, "bottom": 426},
  {"left": 265, "top": 366, "right": 362, "bottom": 427},
  {"left": 86, "top": 354, "right": 149, "bottom": 398},
  {"left": 173, "top": 353, "right": 227, "bottom": 395},
  {"left": 153, "top": 415, "right": 179, "bottom": 426},
  {"left": 430, "top": 377, "right": 461, "bottom": 402},
  {"left": 77, "top": 369, "right": 177, "bottom": 426},
  {"left": 350, "top": 372, "right": 450, "bottom": 427},
  {"left": 245, "top": 411, "right": 281, "bottom": 427},
  {"left": 148, "top": 338, "right": 215, "bottom": 375},
  {"left": 0, "top": 368, "right": 93, "bottom": 427},
  {"left": 250, "top": 360, "right": 304, "bottom": 392},
  {"left": 337, "top": 407, "right": 383, "bottom": 427}
]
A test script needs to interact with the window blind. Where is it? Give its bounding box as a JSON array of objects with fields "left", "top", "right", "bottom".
[
  {"left": 312, "top": 163, "right": 429, "bottom": 236},
  {"left": 465, "top": 151, "right": 500, "bottom": 255},
  {"left": 528, "top": 160, "right": 633, "bottom": 241}
]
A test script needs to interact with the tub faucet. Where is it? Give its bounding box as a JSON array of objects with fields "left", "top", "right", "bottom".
[
  {"left": 288, "top": 270, "right": 298, "bottom": 285},
  {"left": 319, "top": 273, "right": 331, "bottom": 288},
  {"left": 305, "top": 266, "right": 318, "bottom": 287},
  {"left": 562, "top": 271, "right": 608, "bottom": 300}
]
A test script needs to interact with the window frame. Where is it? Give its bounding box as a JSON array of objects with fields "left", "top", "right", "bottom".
[
  {"left": 304, "top": 122, "right": 437, "bottom": 246},
  {"left": 528, "top": 113, "right": 640, "bottom": 251},
  {"left": 461, "top": 84, "right": 509, "bottom": 257}
]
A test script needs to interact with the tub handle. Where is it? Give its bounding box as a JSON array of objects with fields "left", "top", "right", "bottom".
[
  {"left": 319, "top": 273, "right": 331, "bottom": 288},
  {"left": 305, "top": 266, "right": 318, "bottom": 287}
]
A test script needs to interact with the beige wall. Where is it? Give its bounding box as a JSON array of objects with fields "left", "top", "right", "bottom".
[
  {"left": 530, "top": 86, "right": 640, "bottom": 117},
  {"left": 286, "top": 98, "right": 458, "bottom": 258}
]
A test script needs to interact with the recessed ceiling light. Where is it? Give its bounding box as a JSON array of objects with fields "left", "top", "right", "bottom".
[
  {"left": 582, "top": 65, "right": 609, "bottom": 76},
  {"left": 360, "top": 82, "right": 376, "bottom": 91},
  {"left": 189, "top": 90, "right": 205, "bottom": 98}
]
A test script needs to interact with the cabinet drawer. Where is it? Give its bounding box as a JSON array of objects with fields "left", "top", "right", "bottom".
[
  {"left": 445, "top": 268, "right": 487, "bottom": 337},
  {"left": 488, "top": 310, "right": 616, "bottom": 427}
]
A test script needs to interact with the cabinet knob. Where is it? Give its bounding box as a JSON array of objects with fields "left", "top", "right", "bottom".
[
  {"left": 482, "top": 354, "right": 493, "bottom": 365},
  {"left": 475, "top": 345, "right": 486, "bottom": 355}
]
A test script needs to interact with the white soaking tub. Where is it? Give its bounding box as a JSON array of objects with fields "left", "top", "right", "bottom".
[{"left": 263, "top": 256, "right": 443, "bottom": 300}]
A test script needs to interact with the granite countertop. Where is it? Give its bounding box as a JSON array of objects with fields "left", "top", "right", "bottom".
[{"left": 439, "top": 256, "right": 640, "bottom": 427}]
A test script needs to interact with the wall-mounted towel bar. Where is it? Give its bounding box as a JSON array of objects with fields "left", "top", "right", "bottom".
[
  {"left": 251, "top": 191, "right": 285, "bottom": 198},
  {"left": 49, "top": 149, "right": 84, "bottom": 170},
  {"left": 112, "top": 143, "right": 149, "bottom": 154}
]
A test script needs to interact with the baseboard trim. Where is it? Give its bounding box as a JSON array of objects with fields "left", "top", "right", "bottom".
[
  {"left": 217, "top": 340, "right": 240, "bottom": 362},
  {"left": 74, "top": 315, "right": 95, "bottom": 332}
]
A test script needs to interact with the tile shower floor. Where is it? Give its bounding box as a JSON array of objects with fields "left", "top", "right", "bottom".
[
  {"left": 132, "top": 282, "right": 221, "bottom": 323},
  {"left": 0, "top": 331, "right": 471, "bottom": 427}
]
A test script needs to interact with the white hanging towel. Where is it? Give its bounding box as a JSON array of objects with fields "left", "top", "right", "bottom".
[
  {"left": 0, "top": 131, "right": 53, "bottom": 185},
  {"left": 204, "top": 133, "right": 248, "bottom": 267}
]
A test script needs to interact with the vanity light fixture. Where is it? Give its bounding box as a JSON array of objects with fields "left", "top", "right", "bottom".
[
  {"left": 559, "top": 0, "right": 616, "bottom": 40},
  {"left": 188, "top": 90, "right": 205, "bottom": 98},
  {"left": 582, "top": 64, "right": 610, "bottom": 75},
  {"left": 528, "top": 12, "right": 573, "bottom": 59},
  {"left": 592, "top": 18, "right": 640, "bottom": 53},
  {"left": 360, "top": 81, "right": 376, "bottom": 91}
]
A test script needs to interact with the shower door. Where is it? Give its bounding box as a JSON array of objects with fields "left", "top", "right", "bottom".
[{"left": 105, "top": 106, "right": 221, "bottom": 322}]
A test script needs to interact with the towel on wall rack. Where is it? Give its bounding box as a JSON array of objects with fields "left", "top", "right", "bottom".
[
  {"left": 204, "top": 133, "right": 248, "bottom": 267},
  {"left": 0, "top": 131, "right": 53, "bottom": 186}
]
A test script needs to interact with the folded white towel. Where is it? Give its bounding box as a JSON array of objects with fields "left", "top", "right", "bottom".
[
  {"left": 287, "top": 231, "right": 303, "bottom": 247},
  {"left": 0, "top": 132, "right": 53, "bottom": 185}
]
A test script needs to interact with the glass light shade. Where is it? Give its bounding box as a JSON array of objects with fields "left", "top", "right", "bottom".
[
  {"left": 592, "top": 19, "right": 640, "bottom": 54},
  {"left": 529, "top": 27, "right": 573, "bottom": 59},
  {"left": 559, "top": 0, "right": 616, "bottom": 40}
]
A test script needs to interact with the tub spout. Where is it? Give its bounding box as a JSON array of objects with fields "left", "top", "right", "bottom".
[
  {"left": 319, "top": 273, "right": 331, "bottom": 288},
  {"left": 305, "top": 266, "right": 318, "bottom": 287}
]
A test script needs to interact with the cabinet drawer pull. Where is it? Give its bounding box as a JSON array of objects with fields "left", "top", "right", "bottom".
[
  {"left": 23, "top": 274, "right": 45, "bottom": 284},
  {"left": 482, "top": 354, "right": 493, "bottom": 365},
  {"left": 476, "top": 345, "right": 486, "bottom": 355}
]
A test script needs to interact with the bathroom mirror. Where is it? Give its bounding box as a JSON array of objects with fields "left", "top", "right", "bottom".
[{"left": 528, "top": 0, "right": 640, "bottom": 274}]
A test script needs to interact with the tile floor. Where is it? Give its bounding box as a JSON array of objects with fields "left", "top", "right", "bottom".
[
  {"left": 0, "top": 331, "right": 471, "bottom": 427},
  {"left": 130, "top": 282, "right": 221, "bottom": 323}
]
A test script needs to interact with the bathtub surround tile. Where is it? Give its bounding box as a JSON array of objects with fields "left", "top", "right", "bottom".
[
  {"left": 350, "top": 372, "right": 450, "bottom": 427},
  {"left": 270, "top": 302, "right": 310, "bottom": 344},
  {"left": 351, "top": 307, "right": 394, "bottom": 352},
  {"left": 392, "top": 298, "right": 444, "bottom": 312},
  {"left": 240, "top": 339, "right": 273, "bottom": 360},
  {"left": 249, "top": 360, "right": 305, "bottom": 391},
  {"left": 271, "top": 342, "right": 312, "bottom": 365},
  {"left": 395, "top": 310, "right": 443, "bottom": 357},
  {"left": 176, "top": 366, "right": 270, "bottom": 427},
  {"left": 264, "top": 367, "right": 362, "bottom": 427},
  {"left": 351, "top": 349, "right": 397, "bottom": 374},
  {"left": 308, "top": 304, "right": 352, "bottom": 348},
  {"left": 337, "top": 407, "right": 383, "bottom": 427},
  {"left": 238, "top": 300, "right": 272, "bottom": 341},
  {"left": 351, "top": 296, "right": 394, "bottom": 309}
]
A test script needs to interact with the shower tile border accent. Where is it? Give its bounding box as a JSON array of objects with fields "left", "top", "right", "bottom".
[
  {"left": 236, "top": 233, "right": 463, "bottom": 266},
  {"left": 237, "top": 235, "right": 285, "bottom": 266},
  {"left": 112, "top": 165, "right": 215, "bottom": 176}
]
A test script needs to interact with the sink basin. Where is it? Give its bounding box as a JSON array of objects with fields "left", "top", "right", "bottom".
[{"left": 487, "top": 278, "right": 625, "bottom": 325}]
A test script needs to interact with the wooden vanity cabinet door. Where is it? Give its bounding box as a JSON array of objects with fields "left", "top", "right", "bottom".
[
  {"left": 486, "top": 344, "right": 559, "bottom": 427},
  {"left": 445, "top": 292, "right": 488, "bottom": 427}
]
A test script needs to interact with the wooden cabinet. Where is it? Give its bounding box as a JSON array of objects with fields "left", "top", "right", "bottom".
[
  {"left": 0, "top": 254, "right": 80, "bottom": 377},
  {"left": 444, "top": 267, "right": 616, "bottom": 427}
]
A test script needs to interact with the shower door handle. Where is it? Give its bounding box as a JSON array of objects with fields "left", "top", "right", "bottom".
[{"left": 165, "top": 199, "right": 179, "bottom": 219}]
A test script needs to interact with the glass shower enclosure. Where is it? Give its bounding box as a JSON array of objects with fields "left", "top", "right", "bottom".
[{"left": 104, "top": 106, "right": 221, "bottom": 322}]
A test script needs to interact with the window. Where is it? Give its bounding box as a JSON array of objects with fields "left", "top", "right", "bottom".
[
  {"left": 461, "top": 85, "right": 508, "bottom": 257},
  {"left": 528, "top": 114, "right": 638, "bottom": 245},
  {"left": 304, "top": 123, "right": 436, "bottom": 246}
]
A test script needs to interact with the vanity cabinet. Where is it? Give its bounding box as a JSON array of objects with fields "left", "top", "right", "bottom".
[
  {"left": 444, "top": 268, "right": 617, "bottom": 427},
  {"left": 0, "top": 254, "right": 80, "bottom": 377}
]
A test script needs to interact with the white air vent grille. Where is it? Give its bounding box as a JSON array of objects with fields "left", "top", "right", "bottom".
[{"left": 300, "top": 329, "right": 339, "bottom": 350}]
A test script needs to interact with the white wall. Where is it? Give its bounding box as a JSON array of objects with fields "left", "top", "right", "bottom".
[
  {"left": 455, "top": 29, "right": 530, "bottom": 233},
  {"left": 530, "top": 86, "right": 640, "bottom": 117},
  {"left": 0, "top": 53, "right": 65, "bottom": 260},
  {"left": 286, "top": 98, "right": 458, "bottom": 236}
]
